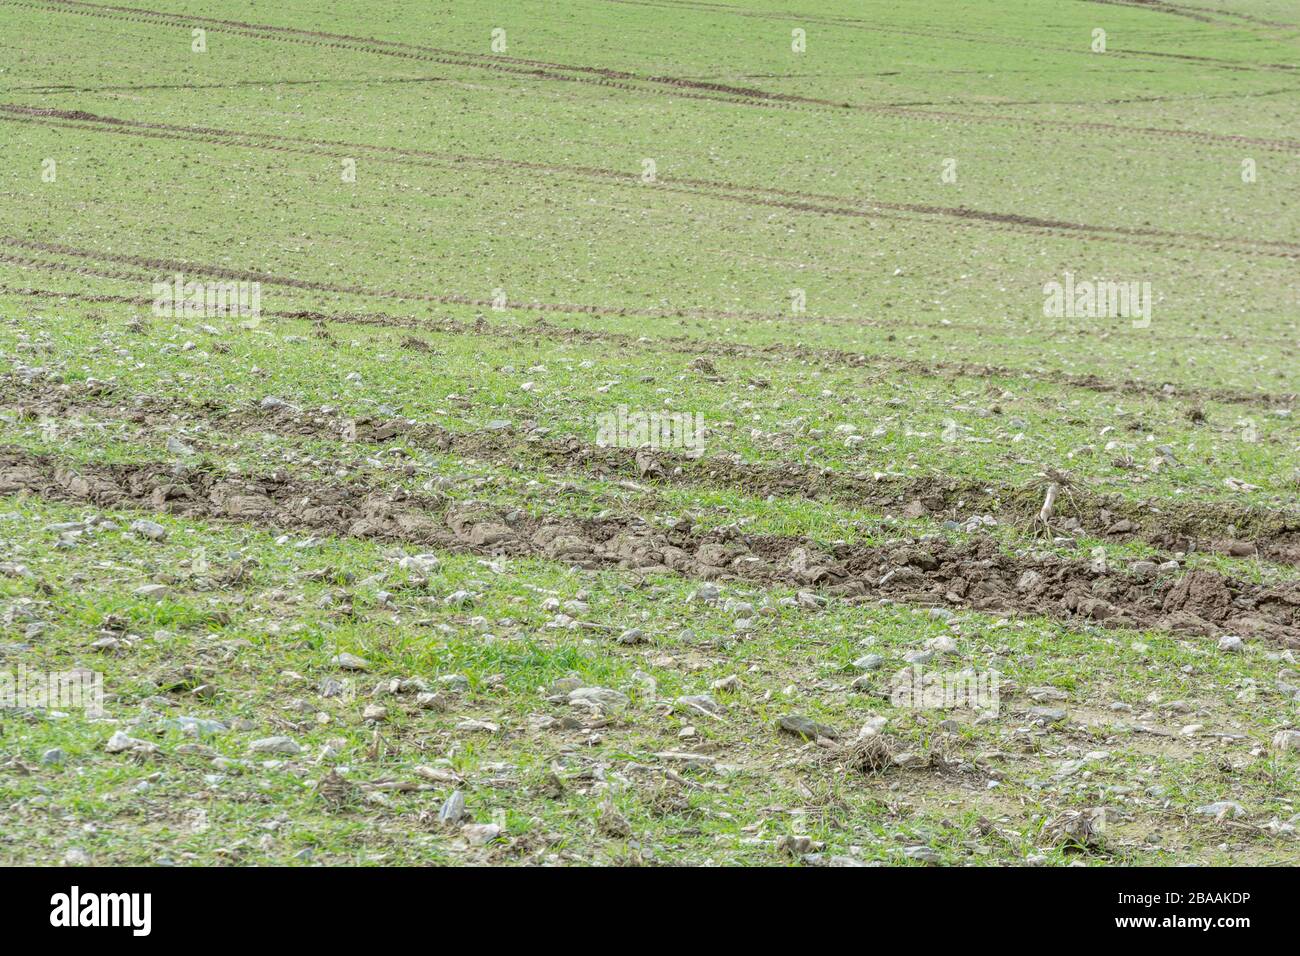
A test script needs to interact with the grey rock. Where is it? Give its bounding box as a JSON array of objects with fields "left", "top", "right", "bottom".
[
  {"left": 1027, "top": 686, "right": 1069, "bottom": 703},
  {"left": 675, "top": 694, "right": 723, "bottom": 717},
  {"left": 1271, "top": 730, "right": 1300, "bottom": 752},
  {"left": 161, "top": 716, "right": 228, "bottom": 736},
  {"left": 777, "top": 714, "right": 839, "bottom": 740},
  {"left": 568, "top": 687, "right": 629, "bottom": 711},
  {"left": 438, "top": 789, "right": 467, "bottom": 825},
  {"left": 129, "top": 519, "right": 168, "bottom": 542},
  {"left": 462, "top": 823, "right": 502, "bottom": 846},
  {"left": 331, "top": 652, "right": 371, "bottom": 671},
  {"left": 546, "top": 677, "right": 585, "bottom": 696},
  {"left": 397, "top": 553, "right": 440, "bottom": 573},
  {"left": 928, "top": 635, "right": 959, "bottom": 655},
  {"left": 904, "top": 846, "right": 942, "bottom": 864},
  {"left": 775, "top": 834, "right": 817, "bottom": 856},
  {"left": 132, "top": 583, "right": 169, "bottom": 601},
  {"left": 248, "top": 736, "right": 302, "bottom": 756},
  {"left": 105, "top": 731, "right": 157, "bottom": 755},
  {"left": 691, "top": 583, "right": 721, "bottom": 604}
]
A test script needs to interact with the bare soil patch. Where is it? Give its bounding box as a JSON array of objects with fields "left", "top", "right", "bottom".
[{"left": 2, "top": 445, "right": 1297, "bottom": 645}]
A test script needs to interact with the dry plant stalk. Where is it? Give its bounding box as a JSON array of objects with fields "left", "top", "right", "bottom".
[{"left": 1039, "top": 481, "right": 1059, "bottom": 526}]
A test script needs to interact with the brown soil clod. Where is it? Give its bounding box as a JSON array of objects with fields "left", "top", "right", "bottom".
[
  {"left": 2, "top": 376, "right": 1299, "bottom": 564},
  {"left": 2, "top": 446, "right": 1298, "bottom": 646}
]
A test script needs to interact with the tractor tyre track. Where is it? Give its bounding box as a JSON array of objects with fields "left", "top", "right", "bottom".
[
  {"left": 0, "top": 280, "right": 1294, "bottom": 411},
  {"left": 5, "top": 236, "right": 1300, "bottom": 354},
  {"left": 1, "top": 445, "right": 1296, "bottom": 645},
  {"left": 4, "top": 105, "right": 1296, "bottom": 259},
  {"left": 10, "top": 0, "right": 1300, "bottom": 152},
  {"left": 605, "top": 0, "right": 1298, "bottom": 59},
  {"left": 6, "top": 377, "right": 1298, "bottom": 565},
  {"left": 1078, "top": 0, "right": 1298, "bottom": 30}
]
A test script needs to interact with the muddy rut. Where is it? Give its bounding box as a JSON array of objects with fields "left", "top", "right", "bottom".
[
  {"left": 6, "top": 378, "right": 1299, "bottom": 566},
  {"left": 1, "top": 445, "right": 1297, "bottom": 646}
]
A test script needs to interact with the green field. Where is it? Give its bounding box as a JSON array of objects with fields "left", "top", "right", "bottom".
[{"left": 0, "top": 0, "right": 1297, "bottom": 867}]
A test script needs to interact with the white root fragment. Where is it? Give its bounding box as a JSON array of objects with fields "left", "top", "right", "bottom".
[{"left": 1038, "top": 481, "right": 1059, "bottom": 526}]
